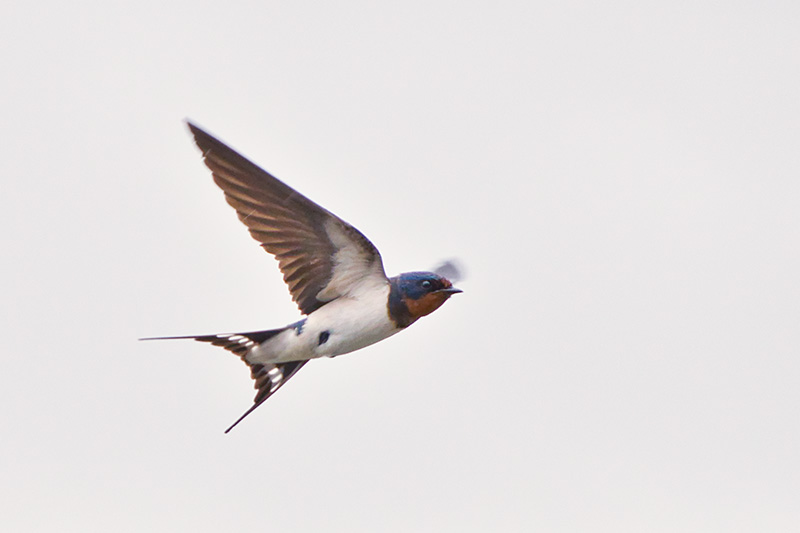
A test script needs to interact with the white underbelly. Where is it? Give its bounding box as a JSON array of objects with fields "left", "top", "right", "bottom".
[{"left": 248, "top": 284, "right": 400, "bottom": 364}]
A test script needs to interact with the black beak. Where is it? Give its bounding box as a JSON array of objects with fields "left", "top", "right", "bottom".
[{"left": 436, "top": 287, "right": 463, "bottom": 295}]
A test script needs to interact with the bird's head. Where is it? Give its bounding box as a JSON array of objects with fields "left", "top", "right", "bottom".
[{"left": 388, "top": 271, "right": 462, "bottom": 327}]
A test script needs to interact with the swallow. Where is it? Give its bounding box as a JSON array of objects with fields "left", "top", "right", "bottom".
[{"left": 144, "top": 123, "right": 462, "bottom": 432}]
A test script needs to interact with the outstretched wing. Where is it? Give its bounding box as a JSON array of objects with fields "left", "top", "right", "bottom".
[
  {"left": 433, "top": 259, "right": 465, "bottom": 284},
  {"left": 188, "top": 123, "right": 387, "bottom": 315}
]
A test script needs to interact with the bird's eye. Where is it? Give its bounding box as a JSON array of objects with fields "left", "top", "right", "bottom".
[{"left": 421, "top": 280, "right": 432, "bottom": 289}]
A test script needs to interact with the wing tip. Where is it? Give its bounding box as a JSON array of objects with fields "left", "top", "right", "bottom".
[
  {"left": 186, "top": 121, "right": 216, "bottom": 154},
  {"left": 185, "top": 119, "right": 201, "bottom": 135}
]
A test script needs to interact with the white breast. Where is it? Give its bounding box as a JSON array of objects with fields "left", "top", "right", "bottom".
[{"left": 248, "top": 281, "right": 401, "bottom": 365}]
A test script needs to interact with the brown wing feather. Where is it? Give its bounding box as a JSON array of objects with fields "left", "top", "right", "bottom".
[{"left": 188, "top": 122, "right": 384, "bottom": 315}]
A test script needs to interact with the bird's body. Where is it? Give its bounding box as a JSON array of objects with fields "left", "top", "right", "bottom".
[
  {"left": 145, "top": 123, "right": 461, "bottom": 432},
  {"left": 251, "top": 278, "right": 397, "bottom": 364}
]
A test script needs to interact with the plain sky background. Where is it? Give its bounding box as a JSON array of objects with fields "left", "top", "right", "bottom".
[{"left": 2, "top": 1, "right": 799, "bottom": 531}]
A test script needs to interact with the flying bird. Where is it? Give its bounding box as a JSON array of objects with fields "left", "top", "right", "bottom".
[{"left": 144, "top": 123, "right": 462, "bottom": 432}]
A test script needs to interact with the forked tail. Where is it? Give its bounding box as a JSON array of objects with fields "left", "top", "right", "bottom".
[{"left": 141, "top": 329, "right": 309, "bottom": 432}]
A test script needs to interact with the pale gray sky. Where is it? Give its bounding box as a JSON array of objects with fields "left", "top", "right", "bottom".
[{"left": 2, "top": 1, "right": 799, "bottom": 531}]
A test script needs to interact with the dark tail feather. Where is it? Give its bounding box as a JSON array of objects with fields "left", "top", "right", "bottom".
[
  {"left": 140, "top": 328, "right": 287, "bottom": 355},
  {"left": 141, "top": 328, "right": 309, "bottom": 432},
  {"left": 224, "top": 359, "right": 309, "bottom": 433}
]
